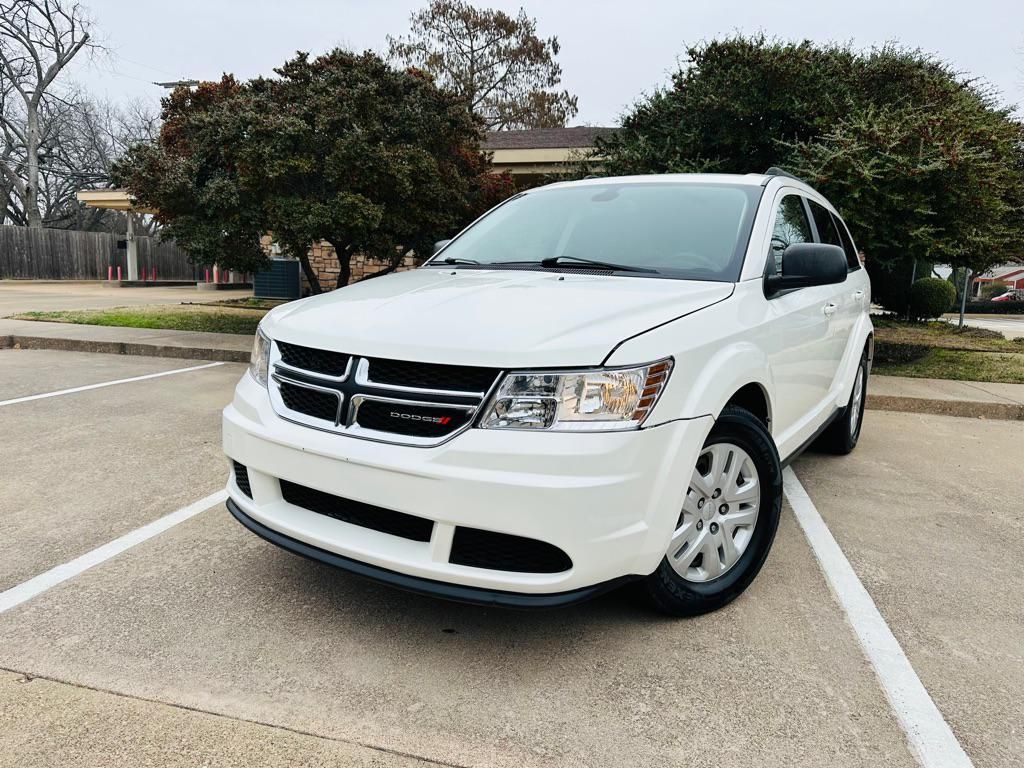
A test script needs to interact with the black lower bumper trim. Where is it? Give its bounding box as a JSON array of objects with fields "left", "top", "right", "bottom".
[{"left": 226, "top": 498, "right": 638, "bottom": 609}]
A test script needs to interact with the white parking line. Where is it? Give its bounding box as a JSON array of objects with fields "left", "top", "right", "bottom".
[
  {"left": 0, "top": 361, "right": 226, "bottom": 407},
  {"left": 0, "top": 490, "right": 227, "bottom": 614},
  {"left": 784, "top": 468, "right": 973, "bottom": 768}
]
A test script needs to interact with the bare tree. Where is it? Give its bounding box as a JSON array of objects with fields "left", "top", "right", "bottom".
[
  {"left": 39, "top": 95, "right": 159, "bottom": 230},
  {"left": 0, "top": 87, "right": 159, "bottom": 229},
  {"left": 388, "top": 0, "right": 578, "bottom": 130},
  {"left": 0, "top": 0, "right": 99, "bottom": 227}
]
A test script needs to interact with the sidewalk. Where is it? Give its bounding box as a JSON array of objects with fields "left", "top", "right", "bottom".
[
  {"left": 3, "top": 318, "right": 1023, "bottom": 420},
  {"left": 868, "top": 374, "right": 1024, "bottom": 421}
]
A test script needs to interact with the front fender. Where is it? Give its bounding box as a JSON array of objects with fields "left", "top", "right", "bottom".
[
  {"left": 611, "top": 336, "right": 773, "bottom": 429},
  {"left": 669, "top": 342, "right": 772, "bottom": 425}
]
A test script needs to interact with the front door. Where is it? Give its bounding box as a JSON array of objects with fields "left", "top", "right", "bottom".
[{"left": 762, "top": 191, "right": 838, "bottom": 446}]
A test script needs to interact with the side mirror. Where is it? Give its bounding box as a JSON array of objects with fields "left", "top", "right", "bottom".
[
  {"left": 433, "top": 239, "right": 451, "bottom": 255},
  {"left": 765, "top": 243, "right": 847, "bottom": 296}
]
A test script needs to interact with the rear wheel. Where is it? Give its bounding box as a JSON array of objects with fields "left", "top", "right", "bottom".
[
  {"left": 817, "top": 346, "right": 868, "bottom": 455},
  {"left": 641, "top": 406, "right": 782, "bottom": 617}
]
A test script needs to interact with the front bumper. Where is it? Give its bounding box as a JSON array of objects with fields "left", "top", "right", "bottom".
[
  {"left": 227, "top": 498, "right": 638, "bottom": 608},
  {"left": 223, "top": 372, "right": 713, "bottom": 600}
]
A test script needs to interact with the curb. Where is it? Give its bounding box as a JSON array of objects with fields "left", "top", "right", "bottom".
[
  {"left": 3, "top": 334, "right": 1021, "bottom": 421},
  {"left": 0, "top": 334, "right": 250, "bottom": 364},
  {"left": 866, "top": 394, "right": 1024, "bottom": 421}
]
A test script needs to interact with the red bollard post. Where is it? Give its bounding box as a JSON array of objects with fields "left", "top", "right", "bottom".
[
  {"left": 107, "top": 266, "right": 113, "bottom": 281},
  {"left": 152, "top": 266, "right": 157, "bottom": 281},
  {"left": 117, "top": 266, "right": 122, "bottom": 281},
  {"left": 205, "top": 268, "right": 210, "bottom": 283}
]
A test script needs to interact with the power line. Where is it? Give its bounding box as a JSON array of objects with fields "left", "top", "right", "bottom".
[{"left": 1, "top": 155, "right": 111, "bottom": 181}]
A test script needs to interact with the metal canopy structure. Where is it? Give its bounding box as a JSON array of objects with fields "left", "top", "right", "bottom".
[{"left": 76, "top": 189, "right": 156, "bottom": 281}]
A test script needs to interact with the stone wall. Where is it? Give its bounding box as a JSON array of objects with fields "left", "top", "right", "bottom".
[{"left": 261, "top": 236, "right": 418, "bottom": 293}]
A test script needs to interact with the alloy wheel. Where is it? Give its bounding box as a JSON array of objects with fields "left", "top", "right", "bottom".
[{"left": 850, "top": 363, "right": 865, "bottom": 437}]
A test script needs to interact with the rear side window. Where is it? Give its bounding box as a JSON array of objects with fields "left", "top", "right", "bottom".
[
  {"left": 768, "top": 194, "right": 813, "bottom": 274},
  {"left": 831, "top": 214, "right": 861, "bottom": 271},
  {"left": 808, "top": 200, "right": 842, "bottom": 248}
]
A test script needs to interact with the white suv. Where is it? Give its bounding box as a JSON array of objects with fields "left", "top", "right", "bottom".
[{"left": 223, "top": 171, "right": 872, "bottom": 615}]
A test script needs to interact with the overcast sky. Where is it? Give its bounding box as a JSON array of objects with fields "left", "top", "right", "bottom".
[{"left": 68, "top": 0, "right": 1023, "bottom": 124}]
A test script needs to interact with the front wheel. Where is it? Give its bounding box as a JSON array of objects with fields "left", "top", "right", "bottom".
[{"left": 640, "top": 406, "right": 782, "bottom": 617}]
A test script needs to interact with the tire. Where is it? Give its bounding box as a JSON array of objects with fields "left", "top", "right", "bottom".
[
  {"left": 640, "top": 405, "right": 782, "bottom": 617},
  {"left": 816, "top": 346, "right": 869, "bottom": 455}
]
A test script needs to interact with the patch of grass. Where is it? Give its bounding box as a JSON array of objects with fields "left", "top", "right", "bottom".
[
  {"left": 187, "top": 297, "right": 290, "bottom": 311},
  {"left": 873, "top": 316, "right": 1024, "bottom": 353},
  {"left": 13, "top": 305, "right": 266, "bottom": 335},
  {"left": 874, "top": 348, "right": 1024, "bottom": 383}
]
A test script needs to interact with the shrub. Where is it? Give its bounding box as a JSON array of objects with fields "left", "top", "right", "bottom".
[
  {"left": 873, "top": 341, "right": 930, "bottom": 364},
  {"left": 868, "top": 260, "right": 934, "bottom": 315},
  {"left": 979, "top": 282, "right": 1010, "bottom": 300},
  {"left": 963, "top": 301, "right": 1024, "bottom": 315},
  {"left": 909, "top": 278, "right": 956, "bottom": 320}
]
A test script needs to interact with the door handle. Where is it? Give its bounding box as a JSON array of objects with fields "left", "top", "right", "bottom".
[
  {"left": 822, "top": 302, "right": 838, "bottom": 317},
  {"left": 852, "top": 290, "right": 865, "bottom": 301}
]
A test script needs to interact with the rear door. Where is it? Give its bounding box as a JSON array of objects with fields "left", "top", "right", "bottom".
[
  {"left": 806, "top": 199, "right": 855, "bottom": 381},
  {"left": 807, "top": 200, "right": 868, "bottom": 382}
]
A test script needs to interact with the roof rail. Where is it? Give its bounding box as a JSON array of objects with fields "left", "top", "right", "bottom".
[{"left": 763, "top": 167, "right": 804, "bottom": 184}]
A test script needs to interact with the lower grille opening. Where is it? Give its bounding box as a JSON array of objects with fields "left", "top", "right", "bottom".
[
  {"left": 278, "top": 380, "right": 339, "bottom": 423},
  {"left": 232, "top": 461, "right": 252, "bottom": 499},
  {"left": 355, "top": 399, "right": 472, "bottom": 439},
  {"left": 449, "top": 527, "right": 572, "bottom": 574},
  {"left": 280, "top": 480, "right": 434, "bottom": 542}
]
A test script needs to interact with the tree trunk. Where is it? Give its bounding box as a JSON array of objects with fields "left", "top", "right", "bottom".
[
  {"left": 297, "top": 251, "right": 322, "bottom": 294},
  {"left": 23, "top": 103, "right": 43, "bottom": 228},
  {"left": 906, "top": 259, "right": 918, "bottom": 321},
  {"left": 338, "top": 251, "right": 352, "bottom": 288}
]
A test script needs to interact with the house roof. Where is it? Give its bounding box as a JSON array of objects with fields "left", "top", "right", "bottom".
[
  {"left": 483, "top": 126, "right": 618, "bottom": 150},
  {"left": 979, "top": 264, "right": 1024, "bottom": 279}
]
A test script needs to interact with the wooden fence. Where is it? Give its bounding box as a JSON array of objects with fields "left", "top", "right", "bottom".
[{"left": 0, "top": 225, "right": 201, "bottom": 281}]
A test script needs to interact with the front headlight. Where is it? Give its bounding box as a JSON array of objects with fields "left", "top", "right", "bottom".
[
  {"left": 479, "top": 359, "right": 672, "bottom": 431},
  {"left": 249, "top": 327, "right": 270, "bottom": 387}
]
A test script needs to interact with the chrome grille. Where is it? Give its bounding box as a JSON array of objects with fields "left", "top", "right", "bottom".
[
  {"left": 267, "top": 341, "right": 501, "bottom": 447},
  {"left": 364, "top": 358, "right": 496, "bottom": 395},
  {"left": 277, "top": 341, "right": 351, "bottom": 378},
  {"left": 277, "top": 379, "right": 341, "bottom": 423}
]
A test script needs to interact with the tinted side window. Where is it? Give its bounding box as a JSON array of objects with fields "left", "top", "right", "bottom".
[
  {"left": 831, "top": 213, "right": 861, "bottom": 271},
  {"left": 808, "top": 200, "right": 842, "bottom": 248},
  {"left": 768, "top": 195, "right": 812, "bottom": 274}
]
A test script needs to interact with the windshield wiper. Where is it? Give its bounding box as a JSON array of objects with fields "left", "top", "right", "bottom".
[
  {"left": 539, "top": 255, "right": 658, "bottom": 274},
  {"left": 440, "top": 257, "right": 480, "bottom": 265}
]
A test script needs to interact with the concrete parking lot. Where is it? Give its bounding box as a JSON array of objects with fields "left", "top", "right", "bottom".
[{"left": 0, "top": 347, "right": 1020, "bottom": 767}]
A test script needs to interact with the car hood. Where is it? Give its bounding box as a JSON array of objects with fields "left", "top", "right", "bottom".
[{"left": 264, "top": 268, "right": 733, "bottom": 368}]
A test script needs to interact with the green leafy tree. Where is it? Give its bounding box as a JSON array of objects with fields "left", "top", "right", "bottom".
[
  {"left": 115, "top": 76, "right": 270, "bottom": 274},
  {"left": 598, "top": 37, "right": 1024, "bottom": 314},
  {"left": 388, "top": 0, "right": 578, "bottom": 130},
  {"left": 116, "top": 50, "right": 512, "bottom": 292}
]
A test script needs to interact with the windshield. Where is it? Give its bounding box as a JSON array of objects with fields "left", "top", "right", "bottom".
[{"left": 428, "top": 182, "right": 762, "bottom": 281}]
